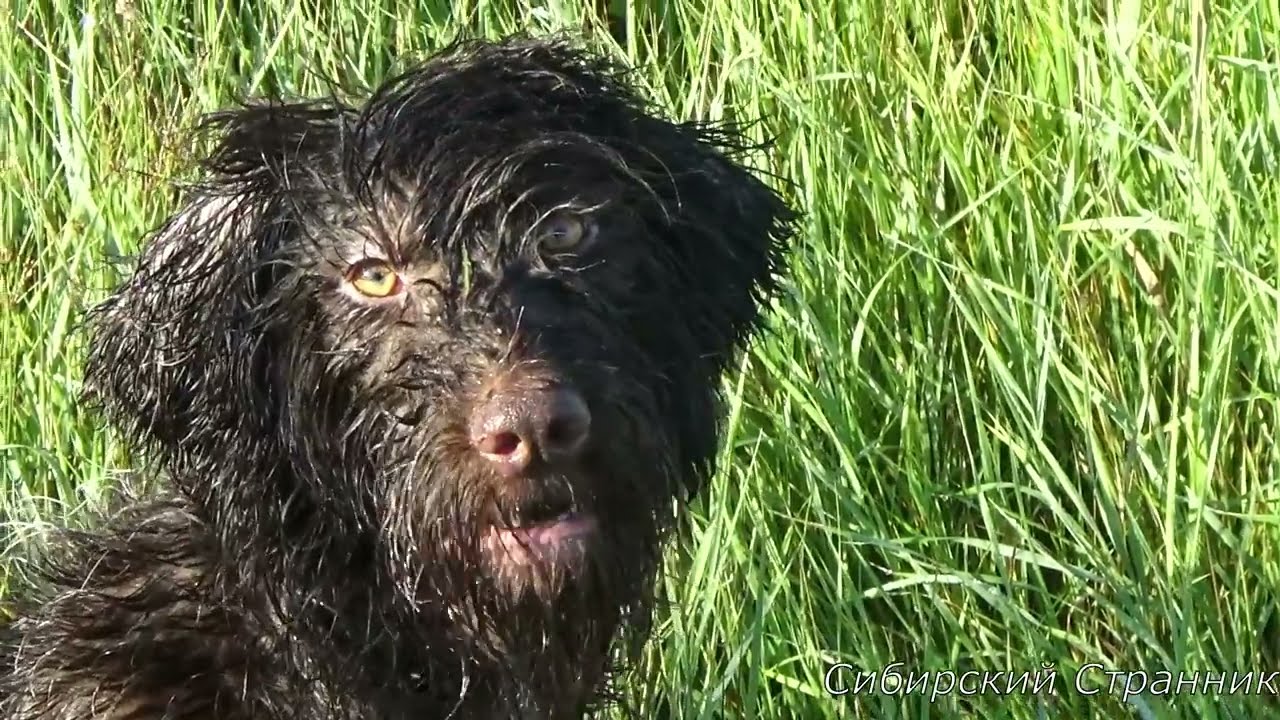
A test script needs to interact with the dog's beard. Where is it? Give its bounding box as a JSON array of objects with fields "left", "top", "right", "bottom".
[
  {"left": 370, "top": 390, "right": 676, "bottom": 612},
  {"left": 277, "top": 307, "right": 683, "bottom": 713},
  {"left": 391, "top": 444, "right": 670, "bottom": 600},
  {"left": 355, "top": 410, "right": 673, "bottom": 715}
]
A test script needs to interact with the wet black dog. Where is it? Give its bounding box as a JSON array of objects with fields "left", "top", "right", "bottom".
[{"left": 0, "top": 34, "right": 795, "bottom": 719}]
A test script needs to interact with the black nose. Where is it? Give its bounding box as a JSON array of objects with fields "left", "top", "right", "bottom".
[{"left": 469, "top": 380, "right": 592, "bottom": 478}]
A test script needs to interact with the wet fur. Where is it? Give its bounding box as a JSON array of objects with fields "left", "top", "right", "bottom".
[{"left": 0, "top": 34, "right": 796, "bottom": 720}]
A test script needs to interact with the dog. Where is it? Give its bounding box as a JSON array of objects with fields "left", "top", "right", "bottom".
[{"left": 0, "top": 34, "right": 796, "bottom": 719}]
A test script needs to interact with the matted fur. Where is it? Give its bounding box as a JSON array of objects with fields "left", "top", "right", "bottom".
[{"left": 0, "top": 34, "right": 796, "bottom": 720}]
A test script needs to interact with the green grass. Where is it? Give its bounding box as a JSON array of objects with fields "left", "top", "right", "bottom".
[{"left": 4, "top": 0, "right": 1280, "bottom": 717}]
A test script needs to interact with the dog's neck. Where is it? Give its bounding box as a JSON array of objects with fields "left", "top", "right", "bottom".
[
  {"left": 156, "top": 423, "right": 665, "bottom": 720},
  {"left": 205, "top": 502, "right": 628, "bottom": 719}
]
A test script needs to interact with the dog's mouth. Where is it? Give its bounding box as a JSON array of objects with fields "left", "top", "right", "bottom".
[{"left": 484, "top": 496, "right": 598, "bottom": 569}]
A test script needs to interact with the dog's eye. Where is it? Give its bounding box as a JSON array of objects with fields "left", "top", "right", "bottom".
[
  {"left": 537, "top": 213, "right": 595, "bottom": 255},
  {"left": 346, "top": 260, "right": 403, "bottom": 298}
]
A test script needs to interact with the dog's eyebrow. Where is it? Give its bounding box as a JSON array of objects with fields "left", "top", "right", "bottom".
[{"left": 343, "top": 237, "right": 394, "bottom": 264}]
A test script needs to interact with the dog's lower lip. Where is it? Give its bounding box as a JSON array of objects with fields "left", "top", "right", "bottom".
[
  {"left": 487, "top": 512, "right": 598, "bottom": 568},
  {"left": 502, "top": 511, "right": 596, "bottom": 545}
]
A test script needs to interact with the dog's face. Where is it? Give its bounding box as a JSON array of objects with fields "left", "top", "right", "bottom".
[{"left": 85, "top": 35, "right": 794, "bottom": 647}]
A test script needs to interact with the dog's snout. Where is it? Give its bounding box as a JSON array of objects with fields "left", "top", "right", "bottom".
[{"left": 469, "top": 381, "right": 592, "bottom": 477}]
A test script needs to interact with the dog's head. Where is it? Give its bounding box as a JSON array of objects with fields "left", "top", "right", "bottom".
[{"left": 85, "top": 34, "right": 794, "bottom": 662}]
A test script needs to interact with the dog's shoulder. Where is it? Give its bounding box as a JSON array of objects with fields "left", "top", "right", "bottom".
[{"left": 0, "top": 491, "right": 264, "bottom": 720}]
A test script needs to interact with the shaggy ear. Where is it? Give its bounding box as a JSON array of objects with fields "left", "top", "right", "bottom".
[
  {"left": 635, "top": 121, "right": 798, "bottom": 500},
  {"left": 82, "top": 102, "right": 339, "bottom": 462},
  {"left": 659, "top": 122, "right": 798, "bottom": 370},
  {"left": 84, "top": 190, "right": 273, "bottom": 459}
]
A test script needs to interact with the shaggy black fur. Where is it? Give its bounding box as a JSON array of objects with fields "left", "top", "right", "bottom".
[{"left": 0, "top": 34, "right": 796, "bottom": 720}]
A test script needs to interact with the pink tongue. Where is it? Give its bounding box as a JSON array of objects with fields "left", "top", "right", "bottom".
[{"left": 521, "top": 514, "right": 597, "bottom": 546}]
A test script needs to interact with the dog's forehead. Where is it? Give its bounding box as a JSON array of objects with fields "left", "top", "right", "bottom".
[
  {"left": 343, "top": 48, "right": 668, "bottom": 213},
  {"left": 369, "top": 41, "right": 638, "bottom": 127},
  {"left": 303, "top": 178, "right": 626, "bottom": 277},
  {"left": 248, "top": 41, "right": 689, "bottom": 277},
  {"left": 317, "top": 151, "right": 649, "bottom": 272}
]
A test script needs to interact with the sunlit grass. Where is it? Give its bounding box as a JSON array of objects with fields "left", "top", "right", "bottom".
[{"left": 3, "top": 0, "right": 1279, "bottom": 716}]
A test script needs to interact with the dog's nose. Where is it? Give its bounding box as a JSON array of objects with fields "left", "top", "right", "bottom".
[{"left": 469, "top": 383, "right": 592, "bottom": 477}]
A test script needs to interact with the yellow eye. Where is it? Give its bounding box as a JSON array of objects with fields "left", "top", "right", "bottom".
[
  {"left": 347, "top": 260, "right": 402, "bottom": 298},
  {"left": 538, "top": 213, "right": 594, "bottom": 254}
]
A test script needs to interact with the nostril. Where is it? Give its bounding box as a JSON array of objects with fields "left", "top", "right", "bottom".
[
  {"left": 543, "top": 417, "right": 576, "bottom": 450},
  {"left": 544, "top": 418, "right": 567, "bottom": 446},
  {"left": 478, "top": 430, "right": 522, "bottom": 458},
  {"left": 541, "top": 393, "right": 591, "bottom": 456}
]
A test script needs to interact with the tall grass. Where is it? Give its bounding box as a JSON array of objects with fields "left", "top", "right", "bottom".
[{"left": 3, "top": 0, "right": 1279, "bottom": 717}]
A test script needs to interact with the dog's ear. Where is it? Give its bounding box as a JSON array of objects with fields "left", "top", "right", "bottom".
[
  {"left": 661, "top": 124, "right": 797, "bottom": 363},
  {"left": 628, "top": 119, "right": 799, "bottom": 500},
  {"left": 83, "top": 102, "right": 342, "bottom": 462}
]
